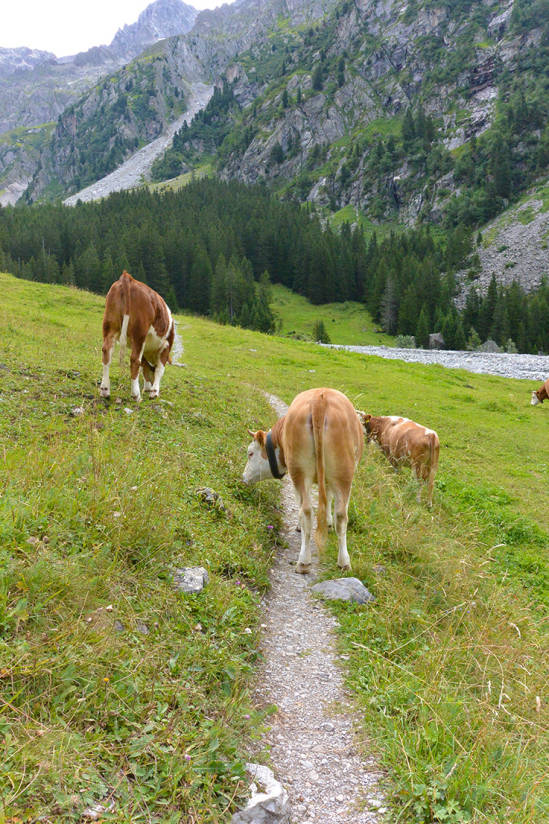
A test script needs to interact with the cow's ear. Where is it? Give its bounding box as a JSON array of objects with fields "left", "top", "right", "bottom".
[{"left": 255, "top": 430, "right": 267, "bottom": 447}]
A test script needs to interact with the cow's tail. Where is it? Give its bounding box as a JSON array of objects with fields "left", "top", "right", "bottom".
[
  {"left": 429, "top": 431, "right": 438, "bottom": 470},
  {"left": 119, "top": 271, "right": 131, "bottom": 367},
  {"left": 312, "top": 391, "right": 328, "bottom": 550}
]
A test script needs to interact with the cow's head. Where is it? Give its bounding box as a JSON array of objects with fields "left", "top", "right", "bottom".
[
  {"left": 531, "top": 389, "right": 543, "bottom": 406},
  {"left": 242, "top": 429, "right": 272, "bottom": 484},
  {"left": 357, "top": 411, "right": 375, "bottom": 441}
]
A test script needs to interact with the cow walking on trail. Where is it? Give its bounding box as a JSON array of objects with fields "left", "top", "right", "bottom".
[
  {"left": 243, "top": 388, "right": 364, "bottom": 573},
  {"left": 531, "top": 378, "right": 549, "bottom": 406},
  {"left": 359, "top": 413, "right": 439, "bottom": 508},
  {"left": 100, "top": 271, "right": 174, "bottom": 402}
]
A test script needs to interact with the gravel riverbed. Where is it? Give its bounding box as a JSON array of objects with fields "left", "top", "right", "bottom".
[{"left": 326, "top": 344, "right": 549, "bottom": 382}]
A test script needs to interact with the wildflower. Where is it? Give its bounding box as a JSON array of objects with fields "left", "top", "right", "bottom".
[
  {"left": 103, "top": 676, "right": 110, "bottom": 683},
  {"left": 184, "top": 754, "right": 191, "bottom": 761},
  {"left": 267, "top": 525, "right": 274, "bottom": 530}
]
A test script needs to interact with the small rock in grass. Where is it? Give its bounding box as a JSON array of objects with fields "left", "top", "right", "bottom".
[
  {"left": 123, "top": 407, "right": 133, "bottom": 415},
  {"left": 311, "top": 577, "right": 375, "bottom": 604},
  {"left": 172, "top": 566, "right": 209, "bottom": 593},
  {"left": 196, "top": 486, "right": 226, "bottom": 511},
  {"left": 71, "top": 406, "right": 85, "bottom": 416},
  {"left": 82, "top": 799, "right": 115, "bottom": 820}
]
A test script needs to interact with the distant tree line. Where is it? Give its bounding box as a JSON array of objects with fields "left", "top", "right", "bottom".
[{"left": 0, "top": 178, "right": 547, "bottom": 351}]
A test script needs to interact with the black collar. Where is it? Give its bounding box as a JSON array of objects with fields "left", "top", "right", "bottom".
[{"left": 266, "top": 431, "right": 285, "bottom": 479}]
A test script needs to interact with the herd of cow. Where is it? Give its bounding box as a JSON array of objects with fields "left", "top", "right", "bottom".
[{"left": 100, "top": 271, "right": 548, "bottom": 573}]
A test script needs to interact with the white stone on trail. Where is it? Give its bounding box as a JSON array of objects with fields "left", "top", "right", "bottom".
[
  {"left": 231, "top": 763, "right": 290, "bottom": 824},
  {"left": 242, "top": 392, "right": 385, "bottom": 823}
]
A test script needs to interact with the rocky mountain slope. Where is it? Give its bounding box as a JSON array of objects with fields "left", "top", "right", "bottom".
[
  {"left": 0, "top": 0, "right": 198, "bottom": 205},
  {"left": 5, "top": 0, "right": 548, "bottom": 301},
  {"left": 23, "top": 0, "right": 339, "bottom": 202}
]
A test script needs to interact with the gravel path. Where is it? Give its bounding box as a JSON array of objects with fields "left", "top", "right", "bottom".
[
  {"left": 251, "top": 393, "right": 385, "bottom": 824},
  {"left": 326, "top": 344, "right": 549, "bottom": 382},
  {"left": 63, "top": 82, "right": 213, "bottom": 205}
]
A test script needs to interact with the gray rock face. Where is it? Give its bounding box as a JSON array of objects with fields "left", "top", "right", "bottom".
[
  {"left": 456, "top": 188, "right": 549, "bottom": 302},
  {"left": 231, "top": 763, "right": 290, "bottom": 824},
  {"left": 311, "top": 577, "right": 375, "bottom": 604},
  {"left": 172, "top": 566, "right": 209, "bottom": 593},
  {"left": 110, "top": 0, "right": 198, "bottom": 60}
]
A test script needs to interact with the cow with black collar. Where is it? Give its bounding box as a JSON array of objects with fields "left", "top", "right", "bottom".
[{"left": 243, "top": 388, "right": 364, "bottom": 573}]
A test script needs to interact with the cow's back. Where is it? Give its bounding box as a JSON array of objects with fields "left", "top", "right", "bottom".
[{"left": 282, "top": 388, "right": 363, "bottom": 480}]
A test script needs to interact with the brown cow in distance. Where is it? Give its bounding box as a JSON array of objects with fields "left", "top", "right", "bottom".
[
  {"left": 100, "top": 271, "right": 174, "bottom": 402},
  {"left": 531, "top": 378, "right": 549, "bottom": 406},
  {"left": 243, "top": 388, "right": 364, "bottom": 573},
  {"left": 359, "top": 413, "right": 439, "bottom": 507}
]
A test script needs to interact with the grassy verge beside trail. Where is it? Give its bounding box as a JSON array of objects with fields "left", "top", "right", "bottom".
[
  {"left": 0, "top": 275, "right": 280, "bottom": 822},
  {"left": 1, "top": 272, "right": 547, "bottom": 822}
]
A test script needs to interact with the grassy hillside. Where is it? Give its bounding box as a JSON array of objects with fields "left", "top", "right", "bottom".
[
  {"left": 271, "top": 283, "right": 394, "bottom": 346},
  {"left": 0, "top": 272, "right": 547, "bottom": 822}
]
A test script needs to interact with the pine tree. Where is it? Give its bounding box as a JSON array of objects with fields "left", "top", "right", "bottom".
[{"left": 416, "top": 304, "right": 430, "bottom": 348}]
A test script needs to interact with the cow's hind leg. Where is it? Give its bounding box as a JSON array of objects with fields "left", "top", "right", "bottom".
[
  {"left": 149, "top": 362, "right": 165, "bottom": 399},
  {"left": 130, "top": 341, "right": 143, "bottom": 402},
  {"left": 334, "top": 486, "right": 352, "bottom": 571},
  {"left": 412, "top": 461, "right": 422, "bottom": 503},
  {"left": 100, "top": 331, "right": 116, "bottom": 398},
  {"left": 424, "top": 464, "right": 436, "bottom": 508},
  {"left": 326, "top": 489, "right": 334, "bottom": 529},
  {"left": 149, "top": 348, "right": 169, "bottom": 399},
  {"left": 142, "top": 361, "right": 155, "bottom": 396},
  {"left": 294, "top": 475, "right": 313, "bottom": 574}
]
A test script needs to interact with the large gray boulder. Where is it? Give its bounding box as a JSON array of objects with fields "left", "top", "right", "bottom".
[{"left": 311, "top": 577, "right": 374, "bottom": 604}]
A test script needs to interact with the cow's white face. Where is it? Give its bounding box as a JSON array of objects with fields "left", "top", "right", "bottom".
[
  {"left": 531, "top": 391, "right": 541, "bottom": 406},
  {"left": 242, "top": 431, "right": 272, "bottom": 484}
]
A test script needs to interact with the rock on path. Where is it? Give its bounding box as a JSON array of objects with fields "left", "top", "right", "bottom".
[
  {"left": 251, "top": 393, "right": 385, "bottom": 824},
  {"left": 63, "top": 82, "right": 213, "bottom": 205},
  {"left": 326, "top": 344, "right": 549, "bottom": 382}
]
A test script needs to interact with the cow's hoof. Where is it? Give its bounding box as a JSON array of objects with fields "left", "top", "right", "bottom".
[
  {"left": 132, "top": 394, "right": 142, "bottom": 403},
  {"left": 296, "top": 562, "right": 312, "bottom": 574},
  {"left": 338, "top": 563, "right": 352, "bottom": 572},
  {"left": 99, "top": 387, "right": 110, "bottom": 398},
  {"left": 149, "top": 391, "right": 159, "bottom": 400}
]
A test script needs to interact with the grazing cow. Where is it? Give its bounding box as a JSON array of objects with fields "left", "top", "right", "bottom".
[
  {"left": 359, "top": 413, "right": 439, "bottom": 507},
  {"left": 100, "top": 271, "right": 174, "bottom": 402},
  {"left": 243, "top": 388, "right": 364, "bottom": 573},
  {"left": 531, "top": 378, "right": 549, "bottom": 406}
]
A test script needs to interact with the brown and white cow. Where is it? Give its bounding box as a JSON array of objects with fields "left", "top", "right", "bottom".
[
  {"left": 100, "top": 271, "right": 174, "bottom": 402},
  {"left": 531, "top": 378, "right": 549, "bottom": 406},
  {"left": 243, "top": 388, "right": 364, "bottom": 573},
  {"left": 359, "top": 413, "right": 439, "bottom": 507}
]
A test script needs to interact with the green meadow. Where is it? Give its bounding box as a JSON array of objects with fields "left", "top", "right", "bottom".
[
  {"left": 0, "top": 272, "right": 547, "bottom": 823},
  {"left": 271, "top": 283, "right": 394, "bottom": 346}
]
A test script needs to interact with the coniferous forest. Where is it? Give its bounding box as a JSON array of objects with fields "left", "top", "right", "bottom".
[{"left": 1, "top": 178, "right": 548, "bottom": 353}]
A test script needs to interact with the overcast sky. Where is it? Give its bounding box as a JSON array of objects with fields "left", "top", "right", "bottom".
[{"left": 3, "top": 0, "right": 227, "bottom": 57}]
